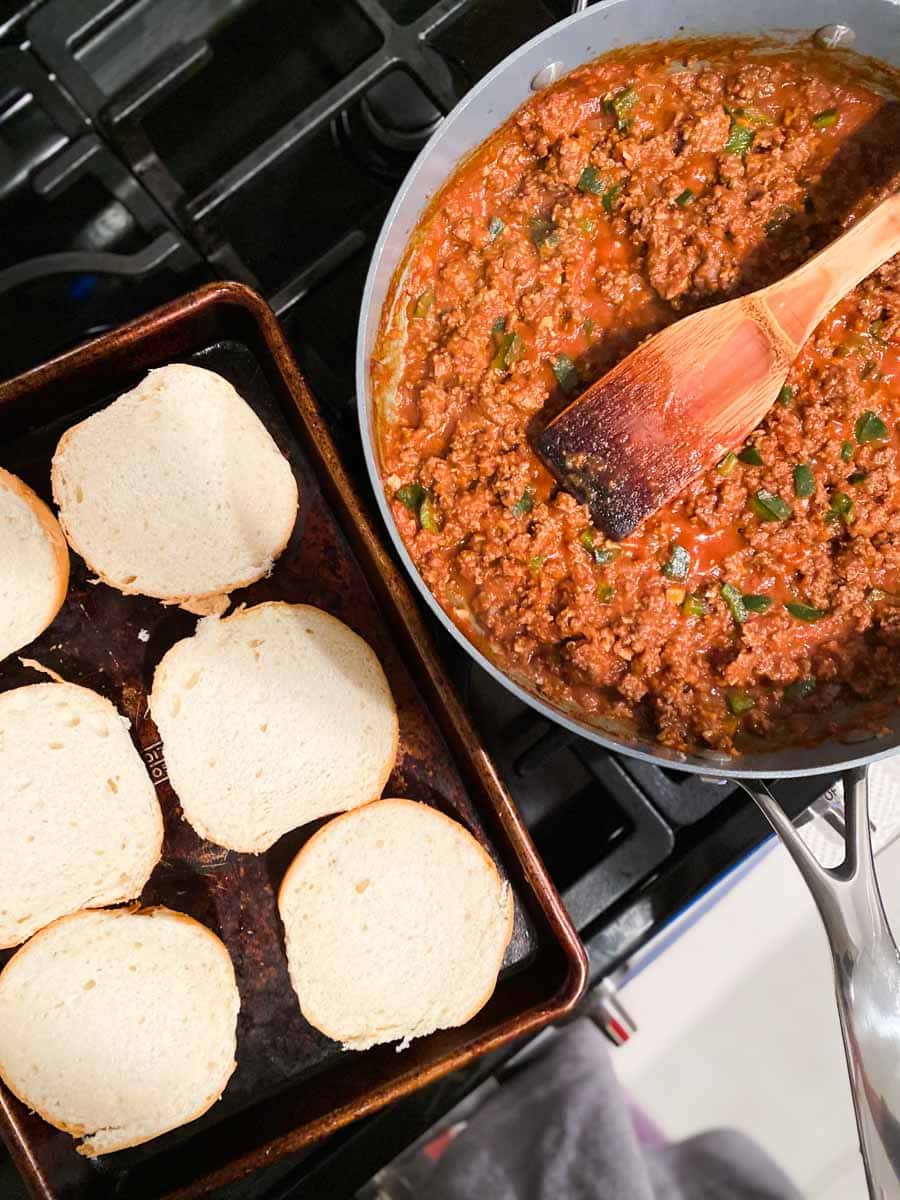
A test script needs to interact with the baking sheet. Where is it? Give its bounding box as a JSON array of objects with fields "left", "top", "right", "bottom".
[{"left": 0, "top": 284, "right": 586, "bottom": 1200}]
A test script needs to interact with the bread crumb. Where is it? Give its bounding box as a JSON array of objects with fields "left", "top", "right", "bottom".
[
  {"left": 18, "top": 658, "right": 65, "bottom": 684},
  {"left": 180, "top": 593, "right": 230, "bottom": 618}
]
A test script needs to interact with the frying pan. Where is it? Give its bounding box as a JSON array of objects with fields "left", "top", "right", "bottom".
[{"left": 357, "top": 3, "right": 900, "bottom": 1194}]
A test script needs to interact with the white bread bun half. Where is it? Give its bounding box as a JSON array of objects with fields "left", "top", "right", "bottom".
[
  {"left": 0, "top": 682, "right": 163, "bottom": 947},
  {"left": 0, "top": 467, "right": 68, "bottom": 662},
  {"left": 0, "top": 907, "right": 239, "bottom": 1155},
  {"left": 278, "top": 798, "right": 514, "bottom": 1051},
  {"left": 50, "top": 364, "right": 298, "bottom": 606},
  {"left": 149, "top": 603, "right": 399, "bottom": 853}
]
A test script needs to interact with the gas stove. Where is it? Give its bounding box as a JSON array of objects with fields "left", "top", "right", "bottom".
[{"left": 0, "top": 1, "right": 837, "bottom": 1196}]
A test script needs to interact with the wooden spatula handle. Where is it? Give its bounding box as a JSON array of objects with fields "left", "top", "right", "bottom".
[{"left": 763, "top": 194, "right": 900, "bottom": 352}]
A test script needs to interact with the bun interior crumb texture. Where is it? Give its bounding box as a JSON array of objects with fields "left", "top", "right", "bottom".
[
  {"left": 51, "top": 363, "right": 298, "bottom": 605},
  {"left": 279, "top": 798, "right": 513, "bottom": 1050},
  {"left": 0, "top": 906, "right": 240, "bottom": 1156},
  {"left": 150, "top": 602, "right": 399, "bottom": 853},
  {"left": 0, "top": 467, "right": 69, "bottom": 662},
  {"left": 0, "top": 681, "right": 164, "bottom": 947}
]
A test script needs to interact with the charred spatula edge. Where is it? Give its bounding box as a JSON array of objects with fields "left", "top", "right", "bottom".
[{"left": 534, "top": 193, "right": 900, "bottom": 540}]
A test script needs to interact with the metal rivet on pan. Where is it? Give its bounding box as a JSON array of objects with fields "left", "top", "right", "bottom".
[
  {"left": 531, "top": 61, "right": 565, "bottom": 90},
  {"left": 814, "top": 24, "right": 856, "bottom": 49}
]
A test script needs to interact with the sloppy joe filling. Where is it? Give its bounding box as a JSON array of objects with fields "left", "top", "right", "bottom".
[{"left": 375, "top": 43, "right": 900, "bottom": 753}]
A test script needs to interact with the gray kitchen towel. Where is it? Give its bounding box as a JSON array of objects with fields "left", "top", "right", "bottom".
[{"left": 424, "top": 1019, "right": 804, "bottom": 1200}]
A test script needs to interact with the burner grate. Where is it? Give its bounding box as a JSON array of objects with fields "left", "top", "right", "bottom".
[
  {"left": 461, "top": 662, "right": 675, "bottom": 930},
  {"left": 459, "top": 658, "right": 839, "bottom": 942},
  {"left": 25, "top": 0, "right": 478, "bottom": 301},
  {"left": 0, "top": 43, "right": 204, "bottom": 377},
  {"left": 17, "top": 0, "right": 569, "bottom": 411}
]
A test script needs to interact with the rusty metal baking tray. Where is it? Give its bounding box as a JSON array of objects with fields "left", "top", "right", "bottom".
[{"left": 0, "top": 282, "right": 588, "bottom": 1200}]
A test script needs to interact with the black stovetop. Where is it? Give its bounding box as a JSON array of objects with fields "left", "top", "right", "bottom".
[{"left": 0, "top": 2, "right": 836, "bottom": 1196}]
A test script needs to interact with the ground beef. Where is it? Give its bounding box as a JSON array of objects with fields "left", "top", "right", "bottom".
[{"left": 374, "top": 41, "right": 900, "bottom": 755}]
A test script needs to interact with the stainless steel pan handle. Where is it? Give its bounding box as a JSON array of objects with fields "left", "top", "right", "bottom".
[{"left": 738, "top": 767, "right": 900, "bottom": 1199}]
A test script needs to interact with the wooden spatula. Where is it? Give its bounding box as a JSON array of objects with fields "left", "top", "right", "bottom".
[{"left": 534, "top": 194, "right": 900, "bottom": 540}]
